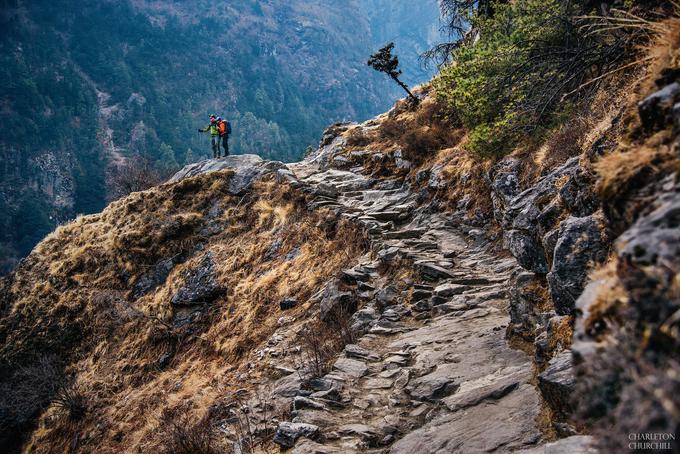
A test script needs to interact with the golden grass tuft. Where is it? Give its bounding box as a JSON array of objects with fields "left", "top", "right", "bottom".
[{"left": 3, "top": 170, "right": 368, "bottom": 452}]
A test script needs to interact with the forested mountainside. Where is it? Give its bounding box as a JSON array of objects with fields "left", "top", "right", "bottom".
[{"left": 0, "top": 0, "right": 439, "bottom": 275}]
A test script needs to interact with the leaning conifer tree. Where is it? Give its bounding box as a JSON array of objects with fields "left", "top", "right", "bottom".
[{"left": 368, "top": 43, "right": 418, "bottom": 104}]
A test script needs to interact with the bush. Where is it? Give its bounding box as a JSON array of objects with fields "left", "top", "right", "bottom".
[
  {"left": 159, "top": 408, "right": 219, "bottom": 454},
  {"left": 107, "top": 155, "right": 173, "bottom": 202},
  {"left": 378, "top": 98, "right": 462, "bottom": 162},
  {"left": 0, "top": 355, "right": 64, "bottom": 450},
  {"left": 298, "top": 302, "right": 355, "bottom": 378},
  {"left": 52, "top": 383, "right": 87, "bottom": 421},
  {"left": 435, "top": 0, "right": 650, "bottom": 157}
]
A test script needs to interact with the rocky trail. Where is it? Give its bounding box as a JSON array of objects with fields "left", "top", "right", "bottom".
[
  {"left": 166, "top": 124, "right": 598, "bottom": 452},
  {"left": 228, "top": 139, "right": 583, "bottom": 453}
]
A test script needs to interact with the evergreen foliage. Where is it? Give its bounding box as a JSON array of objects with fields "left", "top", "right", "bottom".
[
  {"left": 368, "top": 43, "right": 418, "bottom": 104},
  {"left": 434, "top": 0, "right": 648, "bottom": 157}
]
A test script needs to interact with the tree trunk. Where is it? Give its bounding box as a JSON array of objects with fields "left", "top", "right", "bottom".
[{"left": 391, "top": 75, "right": 418, "bottom": 104}]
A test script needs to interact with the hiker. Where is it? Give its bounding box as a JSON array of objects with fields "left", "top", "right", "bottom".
[
  {"left": 217, "top": 116, "right": 231, "bottom": 157},
  {"left": 198, "top": 114, "right": 221, "bottom": 158}
]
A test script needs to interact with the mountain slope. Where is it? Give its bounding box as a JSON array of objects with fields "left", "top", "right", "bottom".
[{"left": 0, "top": 0, "right": 440, "bottom": 275}]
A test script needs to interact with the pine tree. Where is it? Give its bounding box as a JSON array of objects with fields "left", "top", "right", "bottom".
[{"left": 368, "top": 43, "right": 418, "bottom": 104}]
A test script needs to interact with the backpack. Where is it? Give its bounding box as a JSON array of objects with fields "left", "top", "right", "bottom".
[{"left": 218, "top": 120, "right": 232, "bottom": 135}]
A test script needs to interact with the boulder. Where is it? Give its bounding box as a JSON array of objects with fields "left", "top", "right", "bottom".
[
  {"left": 538, "top": 350, "right": 575, "bottom": 417},
  {"left": 547, "top": 215, "right": 607, "bottom": 315},
  {"left": 319, "top": 286, "right": 355, "bottom": 322},
  {"left": 170, "top": 254, "right": 225, "bottom": 306},
  {"left": 505, "top": 230, "right": 549, "bottom": 274},
  {"left": 508, "top": 272, "right": 546, "bottom": 340},
  {"left": 638, "top": 82, "right": 680, "bottom": 131},
  {"left": 273, "top": 422, "right": 320, "bottom": 449},
  {"left": 280, "top": 298, "right": 298, "bottom": 311},
  {"left": 544, "top": 435, "right": 598, "bottom": 454}
]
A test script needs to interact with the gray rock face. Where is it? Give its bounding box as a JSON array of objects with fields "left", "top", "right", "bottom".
[
  {"left": 547, "top": 215, "right": 607, "bottom": 315},
  {"left": 170, "top": 254, "right": 225, "bottom": 306},
  {"left": 489, "top": 157, "right": 521, "bottom": 222},
  {"left": 509, "top": 272, "right": 546, "bottom": 339},
  {"left": 638, "top": 82, "right": 680, "bottom": 131},
  {"left": 168, "top": 154, "right": 286, "bottom": 195},
  {"left": 493, "top": 157, "right": 601, "bottom": 279},
  {"left": 544, "top": 435, "right": 598, "bottom": 454},
  {"left": 273, "top": 422, "right": 320, "bottom": 449},
  {"left": 390, "top": 384, "right": 542, "bottom": 453},
  {"left": 319, "top": 285, "right": 355, "bottom": 322},
  {"left": 506, "top": 230, "right": 549, "bottom": 274},
  {"left": 617, "top": 191, "right": 680, "bottom": 270},
  {"left": 538, "top": 350, "right": 575, "bottom": 417}
]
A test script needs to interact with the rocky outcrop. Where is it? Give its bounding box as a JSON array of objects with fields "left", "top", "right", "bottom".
[
  {"left": 170, "top": 253, "right": 225, "bottom": 307},
  {"left": 492, "top": 157, "right": 601, "bottom": 279},
  {"left": 538, "top": 350, "right": 575, "bottom": 418},
  {"left": 168, "top": 154, "right": 286, "bottom": 195},
  {"left": 547, "top": 216, "right": 607, "bottom": 315}
]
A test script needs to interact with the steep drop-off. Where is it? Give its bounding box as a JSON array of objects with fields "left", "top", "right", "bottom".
[{"left": 0, "top": 0, "right": 440, "bottom": 274}]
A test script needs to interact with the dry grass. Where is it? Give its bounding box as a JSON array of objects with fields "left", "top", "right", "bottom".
[
  {"left": 548, "top": 316, "right": 575, "bottom": 351},
  {"left": 376, "top": 96, "right": 463, "bottom": 164},
  {"left": 1, "top": 170, "right": 368, "bottom": 452}
]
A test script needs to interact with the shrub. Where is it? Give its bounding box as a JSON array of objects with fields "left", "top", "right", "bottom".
[
  {"left": 298, "top": 302, "right": 355, "bottom": 378},
  {"left": 0, "top": 355, "right": 64, "bottom": 449},
  {"left": 378, "top": 98, "right": 462, "bottom": 162},
  {"left": 107, "top": 155, "right": 173, "bottom": 201},
  {"left": 159, "top": 408, "right": 219, "bottom": 454},
  {"left": 52, "top": 383, "right": 87, "bottom": 421},
  {"left": 435, "top": 0, "right": 651, "bottom": 158}
]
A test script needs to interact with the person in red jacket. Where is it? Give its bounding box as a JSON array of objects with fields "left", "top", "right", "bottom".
[{"left": 216, "top": 116, "right": 232, "bottom": 157}]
